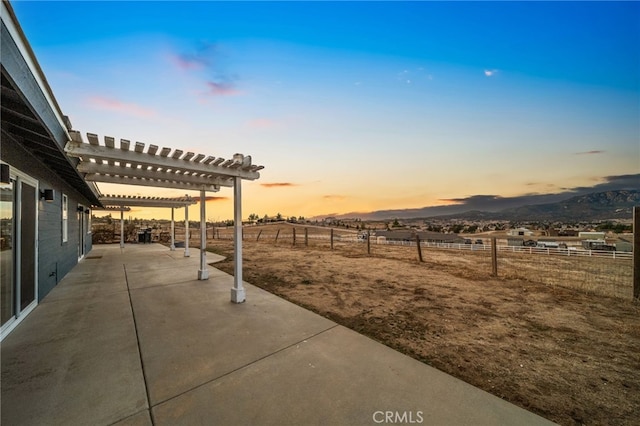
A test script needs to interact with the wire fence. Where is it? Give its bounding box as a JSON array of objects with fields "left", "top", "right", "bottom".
[{"left": 177, "top": 224, "right": 635, "bottom": 300}]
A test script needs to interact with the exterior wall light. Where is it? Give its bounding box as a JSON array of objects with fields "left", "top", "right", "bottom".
[{"left": 40, "top": 189, "right": 55, "bottom": 202}]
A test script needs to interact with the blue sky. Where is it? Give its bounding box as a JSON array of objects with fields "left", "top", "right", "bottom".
[{"left": 12, "top": 1, "right": 640, "bottom": 220}]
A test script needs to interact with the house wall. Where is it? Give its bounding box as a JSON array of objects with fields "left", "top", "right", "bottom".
[{"left": 1, "top": 141, "right": 94, "bottom": 301}]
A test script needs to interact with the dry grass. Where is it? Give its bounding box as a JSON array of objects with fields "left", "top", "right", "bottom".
[{"left": 206, "top": 236, "right": 640, "bottom": 426}]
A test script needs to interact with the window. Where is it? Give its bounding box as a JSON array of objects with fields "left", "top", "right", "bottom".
[{"left": 62, "top": 194, "right": 68, "bottom": 242}]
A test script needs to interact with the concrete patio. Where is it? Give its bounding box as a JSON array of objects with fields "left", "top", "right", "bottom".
[{"left": 1, "top": 244, "right": 554, "bottom": 425}]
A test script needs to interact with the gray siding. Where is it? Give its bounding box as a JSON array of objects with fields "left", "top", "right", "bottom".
[{"left": 2, "top": 141, "right": 95, "bottom": 301}]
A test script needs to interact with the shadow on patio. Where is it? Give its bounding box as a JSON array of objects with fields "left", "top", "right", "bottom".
[{"left": 1, "top": 244, "right": 553, "bottom": 425}]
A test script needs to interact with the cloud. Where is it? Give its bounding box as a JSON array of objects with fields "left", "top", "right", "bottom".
[
  {"left": 260, "top": 183, "right": 297, "bottom": 188},
  {"left": 168, "top": 42, "right": 218, "bottom": 72},
  {"left": 575, "top": 150, "right": 605, "bottom": 155},
  {"left": 87, "top": 96, "right": 156, "bottom": 118},
  {"left": 247, "top": 118, "right": 277, "bottom": 129},
  {"left": 169, "top": 53, "right": 208, "bottom": 71},
  {"left": 205, "top": 81, "right": 239, "bottom": 96},
  {"left": 169, "top": 42, "right": 241, "bottom": 97},
  {"left": 484, "top": 69, "right": 499, "bottom": 77},
  {"left": 323, "top": 195, "right": 346, "bottom": 201},
  {"left": 202, "top": 196, "right": 229, "bottom": 202}
]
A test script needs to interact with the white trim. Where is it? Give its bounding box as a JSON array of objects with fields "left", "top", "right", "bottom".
[
  {"left": 62, "top": 194, "right": 68, "bottom": 243},
  {"left": 1, "top": 300, "right": 36, "bottom": 342},
  {"left": 0, "top": 164, "right": 39, "bottom": 341}
]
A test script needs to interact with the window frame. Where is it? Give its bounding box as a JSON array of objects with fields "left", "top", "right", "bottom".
[{"left": 62, "top": 193, "right": 68, "bottom": 243}]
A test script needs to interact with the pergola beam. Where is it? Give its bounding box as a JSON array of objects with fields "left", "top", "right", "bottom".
[
  {"left": 66, "top": 137, "right": 262, "bottom": 180},
  {"left": 99, "top": 195, "right": 196, "bottom": 209},
  {"left": 77, "top": 162, "right": 232, "bottom": 187},
  {"left": 85, "top": 174, "right": 220, "bottom": 192}
]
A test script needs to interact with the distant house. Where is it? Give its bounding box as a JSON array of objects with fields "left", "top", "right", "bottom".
[
  {"left": 557, "top": 229, "right": 579, "bottom": 237},
  {"left": 416, "top": 231, "right": 465, "bottom": 244},
  {"left": 373, "top": 230, "right": 465, "bottom": 244},
  {"left": 373, "top": 230, "right": 413, "bottom": 241},
  {"left": 578, "top": 231, "right": 606, "bottom": 240},
  {"left": 507, "top": 227, "right": 533, "bottom": 237}
]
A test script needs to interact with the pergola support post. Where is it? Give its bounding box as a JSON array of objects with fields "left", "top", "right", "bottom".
[
  {"left": 184, "top": 203, "right": 190, "bottom": 257},
  {"left": 120, "top": 209, "right": 124, "bottom": 248},
  {"left": 170, "top": 207, "right": 175, "bottom": 251},
  {"left": 231, "top": 176, "right": 245, "bottom": 303},
  {"left": 198, "top": 190, "right": 209, "bottom": 280}
]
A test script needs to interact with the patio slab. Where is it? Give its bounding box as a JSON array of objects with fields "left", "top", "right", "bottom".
[
  {"left": 0, "top": 291, "right": 147, "bottom": 426},
  {"left": 152, "top": 325, "right": 550, "bottom": 426},
  {"left": 130, "top": 275, "right": 336, "bottom": 405},
  {"left": 1, "top": 243, "right": 555, "bottom": 425}
]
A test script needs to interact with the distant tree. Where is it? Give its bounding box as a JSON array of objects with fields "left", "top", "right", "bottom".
[
  {"left": 392, "top": 218, "right": 401, "bottom": 227},
  {"left": 451, "top": 224, "right": 464, "bottom": 234},
  {"left": 248, "top": 213, "right": 259, "bottom": 222},
  {"left": 276, "top": 212, "right": 283, "bottom": 221}
]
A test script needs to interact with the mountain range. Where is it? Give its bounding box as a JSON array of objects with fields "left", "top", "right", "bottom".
[{"left": 330, "top": 190, "right": 639, "bottom": 222}]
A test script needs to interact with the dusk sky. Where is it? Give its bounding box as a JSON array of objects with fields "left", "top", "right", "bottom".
[{"left": 12, "top": 1, "right": 640, "bottom": 221}]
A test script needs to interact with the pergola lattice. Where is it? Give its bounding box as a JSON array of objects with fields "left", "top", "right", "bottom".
[{"left": 65, "top": 131, "right": 263, "bottom": 303}]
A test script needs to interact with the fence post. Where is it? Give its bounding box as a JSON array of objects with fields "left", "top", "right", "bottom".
[
  {"left": 275, "top": 229, "right": 280, "bottom": 243},
  {"left": 633, "top": 206, "right": 639, "bottom": 299},
  {"left": 367, "top": 231, "right": 371, "bottom": 255},
  {"left": 257, "top": 230, "right": 262, "bottom": 241},
  {"left": 491, "top": 237, "right": 498, "bottom": 277},
  {"left": 330, "top": 228, "right": 334, "bottom": 250},
  {"left": 305, "top": 228, "right": 308, "bottom": 246},
  {"left": 293, "top": 227, "right": 296, "bottom": 246},
  {"left": 416, "top": 234, "right": 423, "bottom": 262}
]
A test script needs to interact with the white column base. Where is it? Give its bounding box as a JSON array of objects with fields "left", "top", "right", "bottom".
[
  {"left": 230, "top": 287, "right": 245, "bottom": 303},
  {"left": 120, "top": 242, "right": 124, "bottom": 249},
  {"left": 170, "top": 245, "right": 175, "bottom": 251},
  {"left": 198, "top": 269, "right": 209, "bottom": 280},
  {"left": 184, "top": 248, "right": 190, "bottom": 257}
]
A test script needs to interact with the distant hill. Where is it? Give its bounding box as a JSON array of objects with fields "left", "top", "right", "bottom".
[
  {"left": 432, "top": 190, "right": 640, "bottom": 222},
  {"left": 323, "top": 190, "right": 639, "bottom": 222}
]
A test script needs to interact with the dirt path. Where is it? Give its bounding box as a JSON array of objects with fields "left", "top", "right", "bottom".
[{"left": 207, "top": 240, "right": 640, "bottom": 425}]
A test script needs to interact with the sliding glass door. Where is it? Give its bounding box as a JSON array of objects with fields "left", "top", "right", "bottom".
[
  {"left": 0, "top": 179, "right": 14, "bottom": 326},
  {"left": 1, "top": 169, "right": 37, "bottom": 332}
]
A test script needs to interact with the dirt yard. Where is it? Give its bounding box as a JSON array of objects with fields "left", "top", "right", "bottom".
[{"left": 206, "top": 239, "right": 640, "bottom": 426}]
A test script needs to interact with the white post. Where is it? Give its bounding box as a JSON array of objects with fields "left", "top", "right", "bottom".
[
  {"left": 231, "top": 176, "right": 245, "bottom": 303},
  {"left": 120, "top": 209, "right": 124, "bottom": 248},
  {"left": 184, "top": 202, "right": 190, "bottom": 257},
  {"left": 198, "top": 190, "right": 209, "bottom": 280},
  {"left": 170, "top": 207, "right": 175, "bottom": 251}
]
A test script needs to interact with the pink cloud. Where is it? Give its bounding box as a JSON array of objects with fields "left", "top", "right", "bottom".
[
  {"left": 261, "top": 183, "right": 297, "bottom": 188},
  {"left": 168, "top": 53, "right": 207, "bottom": 71},
  {"left": 205, "top": 81, "right": 240, "bottom": 96},
  {"left": 87, "top": 96, "right": 156, "bottom": 118},
  {"left": 248, "top": 118, "right": 277, "bottom": 129}
]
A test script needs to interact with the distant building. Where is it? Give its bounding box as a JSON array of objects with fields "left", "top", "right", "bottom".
[
  {"left": 578, "top": 231, "right": 606, "bottom": 240},
  {"left": 373, "top": 230, "right": 465, "bottom": 244},
  {"left": 507, "top": 227, "right": 534, "bottom": 237}
]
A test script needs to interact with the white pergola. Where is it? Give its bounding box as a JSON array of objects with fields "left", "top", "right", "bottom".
[
  {"left": 65, "top": 131, "right": 263, "bottom": 303},
  {"left": 97, "top": 195, "right": 197, "bottom": 254}
]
